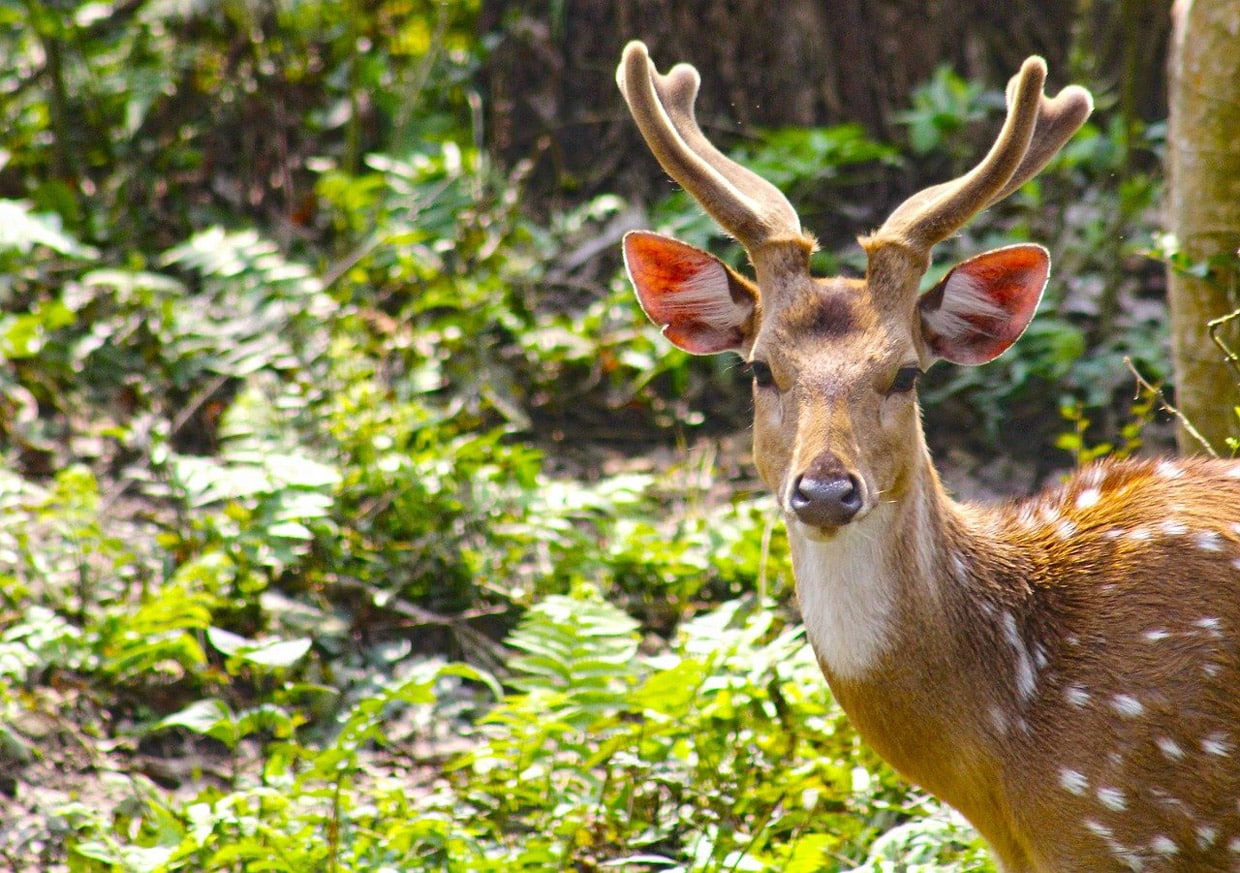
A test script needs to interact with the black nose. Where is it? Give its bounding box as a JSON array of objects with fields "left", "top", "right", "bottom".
[{"left": 790, "top": 472, "right": 863, "bottom": 527}]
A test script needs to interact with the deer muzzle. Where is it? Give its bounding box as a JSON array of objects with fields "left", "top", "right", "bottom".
[{"left": 789, "top": 452, "right": 866, "bottom": 529}]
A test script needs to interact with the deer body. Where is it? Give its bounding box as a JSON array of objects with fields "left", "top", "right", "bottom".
[
  {"left": 617, "top": 40, "right": 1240, "bottom": 871},
  {"left": 802, "top": 456, "right": 1240, "bottom": 870}
]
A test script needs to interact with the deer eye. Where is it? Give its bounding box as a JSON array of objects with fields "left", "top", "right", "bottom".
[
  {"left": 887, "top": 366, "right": 922, "bottom": 395},
  {"left": 749, "top": 360, "right": 776, "bottom": 389}
]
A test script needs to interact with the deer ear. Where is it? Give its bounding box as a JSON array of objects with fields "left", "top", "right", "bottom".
[
  {"left": 623, "top": 231, "right": 758, "bottom": 355},
  {"left": 918, "top": 244, "right": 1049, "bottom": 366}
]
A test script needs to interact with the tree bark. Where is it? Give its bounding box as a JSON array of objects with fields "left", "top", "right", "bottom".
[{"left": 1166, "top": 0, "right": 1240, "bottom": 454}]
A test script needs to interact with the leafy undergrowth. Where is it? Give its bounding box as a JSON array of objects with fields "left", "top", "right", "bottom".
[{"left": 56, "top": 594, "right": 991, "bottom": 871}]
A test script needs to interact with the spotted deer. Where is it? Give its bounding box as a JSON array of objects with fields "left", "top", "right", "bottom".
[{"left": 617, "top": 40, "right": 1240, "bottom": 872}]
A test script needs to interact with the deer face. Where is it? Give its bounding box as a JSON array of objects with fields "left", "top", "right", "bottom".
[
  {"left": 746, "top": 276, "right": 919, "bottom": 536},
  {"left": 625, "top": 231, "right": 1049, "bottom": 539}
]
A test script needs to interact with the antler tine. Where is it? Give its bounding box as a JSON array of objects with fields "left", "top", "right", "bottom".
[
  {"left": 618, "top": 41, "right": 806, "bottom": 254},
  {"left": 874, "top": 57, "right": 1090, "bottom": 256},
  {"left": 984, "top": 76, "right": 1094, "bottom": 207}
]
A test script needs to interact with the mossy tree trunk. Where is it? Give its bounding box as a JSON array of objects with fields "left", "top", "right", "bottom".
[{"left": 1166, "top": 0, "right": 1240, "bottom": 455}]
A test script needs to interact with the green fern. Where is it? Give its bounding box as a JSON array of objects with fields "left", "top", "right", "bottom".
[{"left": 504, "top": 594, "right": 639, "bottom": 716}]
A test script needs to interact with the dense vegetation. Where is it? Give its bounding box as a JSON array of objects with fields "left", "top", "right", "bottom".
[{"left": 0, "top": 3, "right": 1183, "bottom": 871}]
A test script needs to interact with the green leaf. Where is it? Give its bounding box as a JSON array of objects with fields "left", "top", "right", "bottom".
[
  {"left": 240, "top": 637, "right": 312, "bottom": 668},
  {"left": 782, "top": 834, "right": 834, "bottom": 873},
  {"left": 207, "top": 626, "right": 311, "bottom": 668},
  {"left": 0, "top": 301, "right": 77, "bottom": 359},
  {"left": 264, "top": 453, "right": 341, "bottom": 490},
  {"left": 267, "top": 520, "right": 314, "bottom": 540},
  {"left": 236, "top": 702, "right": 297, "bottom": 737},
  {"left": 0, "top": 200, "right": 99, "bottom": 257},
  {"left": 206, "top": 626, "right": 250, "bottom": 657},
  {"left": 438, "top": 662, "right": 504, "bottom": 700},
  {"left": 157, "top": 698, "right": 238, "bottom": 746}
]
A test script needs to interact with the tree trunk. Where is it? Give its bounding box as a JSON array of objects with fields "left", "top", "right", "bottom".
[{"left": 1166, "top": 0, "right": 1240, "bottom": 455}]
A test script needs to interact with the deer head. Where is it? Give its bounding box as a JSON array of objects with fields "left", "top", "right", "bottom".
[{"left": 618, "top": 41, "right": 1092, "bottom": 540}]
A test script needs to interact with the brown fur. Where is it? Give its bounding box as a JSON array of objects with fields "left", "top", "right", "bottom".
[
  {"left": 781, "top": 288, "right": 860, "bottom": 340},
  {"left": 823, "top": 457, "right": 1240, "bottom": 871}
]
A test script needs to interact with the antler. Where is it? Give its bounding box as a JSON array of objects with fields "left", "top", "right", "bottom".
[
  {"left": 872, "top": 57, "right": 1093, "bottom": 255},
  {"left": 617, "top": 41, "right": 809, "bottom": 255}
]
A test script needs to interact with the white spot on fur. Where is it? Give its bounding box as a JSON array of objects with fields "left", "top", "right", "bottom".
[
  {"left": 1160, "top": 520, "right": 1188, "bottom": 537},
  {"left": 1232, "top": 556, "right": 1240, "bottom": 572},
  {"left": 1076, "top": 487, "right": 1101, "bottom": 510},
  {"left": 789, "top": 515, "right": 896, "bottom": 680},
  {"left": 1057, "top": 519, "right": 1077, "bottom": 539},
  {"left": 1086, "top": 819, "right": 1114, "bottom": 840},
  {"left": 1202, "top": 731, "right": 1232, "bottom": 757},
  {"left": 1111, "top": 694, "right": 1144, "bottom": 717},
  {"left": 1059, "top": 768, "right": 1088, "bottom": 795},
  {"left": 989, "top": 705, "right": 1009, "bottom": 736},
  {"left": 1103, "top": 528, "right": 1124, "bottom": 540},
  {"left": 1086, "top": 820, "right": 1145, "bottom": 871},
  {"left": 1144, "top": 628, "right": 1171, "bottom": 641},
  {"left": 1157, "top": 737, "right": 1184, "bottom": 760},
  {"left": 1128, "top": 528, "right": 1151, "bottom": 541},
  {"left": 1230, "top": 835, "right": 1240, "bottom": 852},
  {"left": 1158, "top": 460, "right": 1184, "bottom": 479},
  {"left": 951, "top": 553, "right": 967, "bottom": 581},
  {"left": 1001, "top": 611, "right": 1037, "bottom": 701},
  {"left": 1064, "top": 685, "right": 1090, "bottom": 707},
  {"left": 1097, "top": 786, "right": 1127, "bottom": 811},
  {"left": 1196, "top": 616, "right": 1223, "bottom": 636},
  {"left": 1152, "top": 789, "right": 1193, "bottom": 817},
  {"left": 1196, "top": 531, "right": 1224, "bottom": 552},
  {"left": 1015, "top": 504, "right": 1040, "bottom": 530},
  {"left": 1204, "top": 662, "right": 1222, "bottom": 678},
  {"left": 1197, "top": 825, "right": 1217, "bottom": 848},
  {"left": 1150, "top": 835, "right": 1178, "bottom": 855}
]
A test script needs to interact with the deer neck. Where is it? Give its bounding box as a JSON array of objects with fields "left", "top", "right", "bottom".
[
  {"left": 789, "top": 443, "right": 987, "bottom": 684},
  {"left": 789, "top": 445, "right": 1036, "bottom": 844}
]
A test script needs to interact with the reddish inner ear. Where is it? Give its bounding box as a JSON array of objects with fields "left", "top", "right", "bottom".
[
  {"left": 919, "top": 244, "right": 1049, "bottom": 366},
  {"left": 623, "top": 231, "right": 756, "bottom": 355}
]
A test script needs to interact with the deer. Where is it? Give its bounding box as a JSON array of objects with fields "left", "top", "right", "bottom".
[{"left": 616, "top": 40, "right": 1240, "bottom": 872}]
